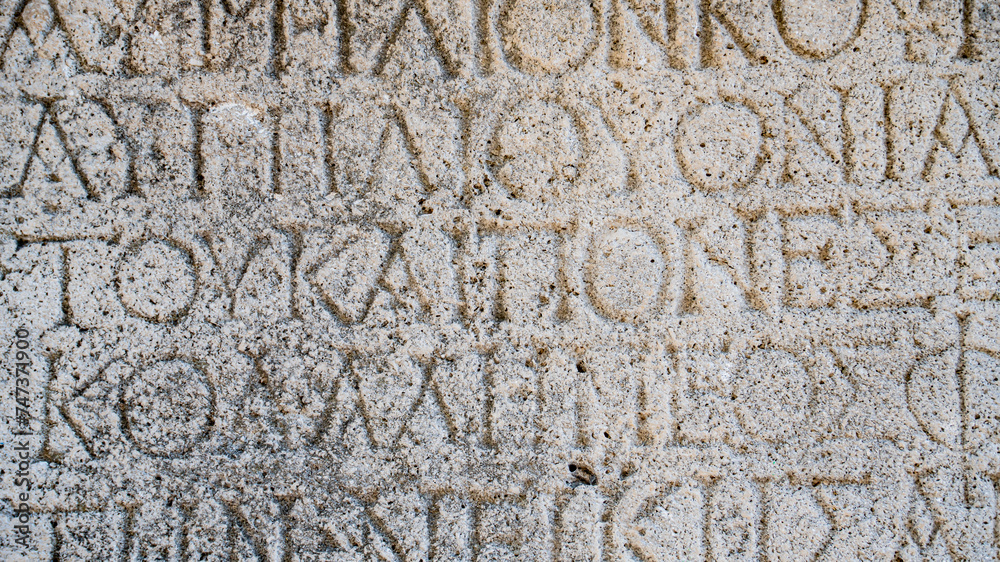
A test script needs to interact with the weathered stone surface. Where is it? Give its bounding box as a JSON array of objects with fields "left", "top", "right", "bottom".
[{"left": 1, "top": 0, "right": 999, "bottom": 560}]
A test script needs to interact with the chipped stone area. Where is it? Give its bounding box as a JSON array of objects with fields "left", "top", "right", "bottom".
[{"left": 0, "top": 0, "right": 999, "bottom": 560}]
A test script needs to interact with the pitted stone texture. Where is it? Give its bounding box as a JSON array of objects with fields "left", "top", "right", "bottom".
[{"left": 2, "top": 0, "right": 1000, "bottom": 561}]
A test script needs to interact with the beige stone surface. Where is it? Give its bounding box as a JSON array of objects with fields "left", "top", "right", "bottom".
[{"left": 1, "top": 0, "right": 1000, "bottom": 560}]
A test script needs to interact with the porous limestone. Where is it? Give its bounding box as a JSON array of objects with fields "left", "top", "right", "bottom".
[{"left": 2, "top": 0, "right": 1000, "bottom": 559}]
